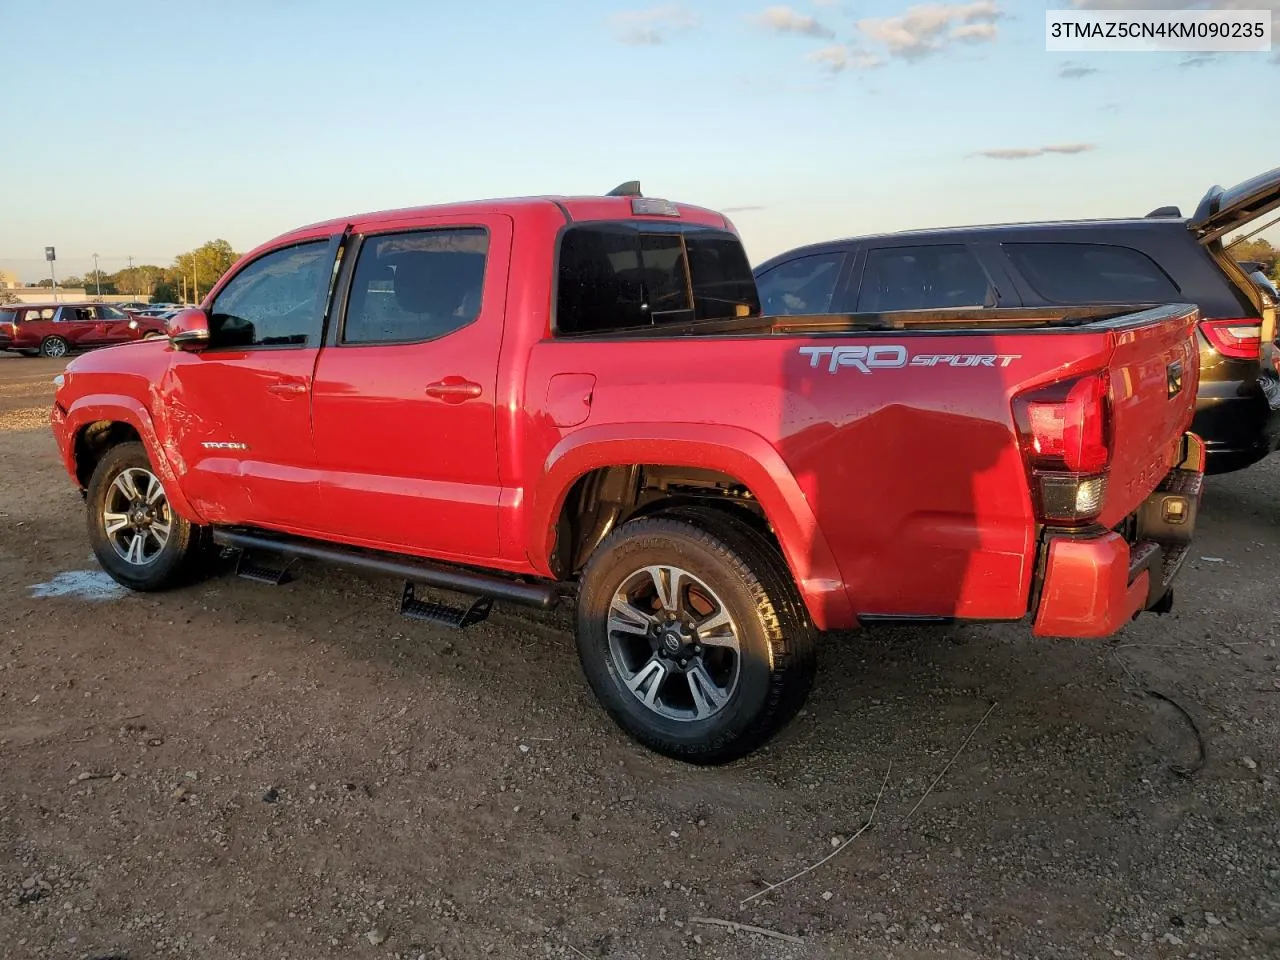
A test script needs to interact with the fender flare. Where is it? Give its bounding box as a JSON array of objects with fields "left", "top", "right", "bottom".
[
  {"left": 530, "top": 422, "right": 853, "bottom": 631},
  {"left": 63, "top": 395, "right": 206, "bottom": 525}
]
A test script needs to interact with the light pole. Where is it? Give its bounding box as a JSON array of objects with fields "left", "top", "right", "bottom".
[
  {"left": 45, "top": 246, "right": 58, "bottom": 303},
  {"left": 93, "top": 253, "right": 101, "bottom": 298}
]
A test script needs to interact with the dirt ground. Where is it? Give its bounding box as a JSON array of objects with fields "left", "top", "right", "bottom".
[{"left": 1, "top": 351, "right": 1278, "bottom": 960}]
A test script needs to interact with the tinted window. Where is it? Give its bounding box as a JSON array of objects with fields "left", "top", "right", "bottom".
[
  {"left": 97, "top": 305, "right": 128, "bottom": 320},
  {"left": 342, "top": 228, "right": 488, "bottom": 345},
  {"left": 756, "top": 253, "right": 844, "bottom": 316},
  {"left": 1003, "top": 242, "right": 1180, "bottom": 303},
  {"left": 556, "top": 225, "right": 758, "bottom": 334},
  {"left": 208, "top": 241, "right": 330, "bottom": 348},
  {"left": 0, "top": 309, "right": 16, "bottom": 323},
  {"left": 857, "top": 245, "right": 993, "bottom": 312}
]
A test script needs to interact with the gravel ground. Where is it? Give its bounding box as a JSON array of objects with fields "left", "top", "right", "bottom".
[{"left": 1, "top": 351, "right": 1278, "bottom": 960}]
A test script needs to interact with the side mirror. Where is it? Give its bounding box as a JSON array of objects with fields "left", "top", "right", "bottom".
[{"left": 167, "top": 307, "right": 210, "bottom": 351}]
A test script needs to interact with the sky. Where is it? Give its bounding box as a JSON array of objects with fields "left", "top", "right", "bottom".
[{"left": 2, "top": 0, "right": 1277, "bottom": 282}]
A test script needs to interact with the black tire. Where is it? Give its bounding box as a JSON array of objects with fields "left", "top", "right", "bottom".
[
  {"left": 86, "top": 441, "right": 205, "bottom": 591},
  {"left": 40, "top": 336, "right": 69, "bottom": 359},
  {"left": 576, "top": 514, "right": 816, "bottom": 764}
]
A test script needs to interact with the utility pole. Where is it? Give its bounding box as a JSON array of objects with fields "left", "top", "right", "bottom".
[
  {"left": 193, "top": 270, "right": 200, "bottom": 305},
  {"left": 93, "top": 253, "right": 101, "bottom": 298}
]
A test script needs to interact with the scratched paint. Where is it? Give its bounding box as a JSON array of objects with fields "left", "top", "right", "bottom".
[{"left": 29, "top": 570, "right": 129, "bottom": 602}]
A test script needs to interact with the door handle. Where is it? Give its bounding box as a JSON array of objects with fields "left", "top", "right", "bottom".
[
  {"left": 425, "top": 378, "right": 482, "bottom": 403},
  {"left": 267, "top": 381, "right": 308, "bottom": 397}
]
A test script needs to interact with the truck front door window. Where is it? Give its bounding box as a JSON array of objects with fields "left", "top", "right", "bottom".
[{"left": 209, "top": 241, "right": 330, "bottom": 348}]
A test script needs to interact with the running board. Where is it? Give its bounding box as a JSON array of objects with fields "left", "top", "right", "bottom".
[
  {"left": 400, "top": 583, "right": 493, "bottom": 629},
  {"left": 210, "top": 529, "right": 560, "bottom": 611},
  {"left": 234, "top": 550, "right": 296, "bottom": 586}
]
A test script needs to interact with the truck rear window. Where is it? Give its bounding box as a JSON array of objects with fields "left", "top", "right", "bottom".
[{"left": 556, "top": 224, "right": 759, "bottom": 335}]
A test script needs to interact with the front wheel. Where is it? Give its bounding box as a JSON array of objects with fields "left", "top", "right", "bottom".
[
  {"left": 86, "top": 442, "right": 204, "bottom": 591},
  {"left": 40, "top": 336, "right": 68, "bottom": 358},
  {"left": 576, "top": 515, "right": 816, "bottom": 764}
]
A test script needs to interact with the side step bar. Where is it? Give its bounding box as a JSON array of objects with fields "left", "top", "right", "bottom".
[{"left": 211, "top": 529, "right": 560, "bottom": 611}]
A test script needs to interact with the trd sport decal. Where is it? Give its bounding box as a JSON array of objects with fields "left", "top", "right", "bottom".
[
  {"left": 201, "top": 441, "right": 248, "bottom": 450},
  {"left": 799, "top": 345, "right": 1021, "bottom": 374}
]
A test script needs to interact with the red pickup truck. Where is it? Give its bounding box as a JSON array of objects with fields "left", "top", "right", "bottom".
[{"left": 49, "top": 186, "right": 1205, "bottom": 763}]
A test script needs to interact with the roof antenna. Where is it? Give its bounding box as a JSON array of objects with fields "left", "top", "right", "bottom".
[{"left": 607, "top": 181, "right": 643, "bottom": 197}]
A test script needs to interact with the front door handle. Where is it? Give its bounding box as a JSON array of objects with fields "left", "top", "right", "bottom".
[
  {"left": 268, "top": 381, "right": 308, "bottom": 397},
  {"left": 425, "top": 377, "right": 483, "bottom": 403}
]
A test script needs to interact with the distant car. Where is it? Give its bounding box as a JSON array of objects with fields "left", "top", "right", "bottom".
[
  {"left": 0, "top": 303, "right": 168, "bottom": 358},
  {"left": 755, "top": 166, "right": 1280, "bottom": 474}
]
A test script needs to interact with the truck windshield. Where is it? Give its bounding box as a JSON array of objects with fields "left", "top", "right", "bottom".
[{"left": 556, "top": 224, "right": 760, "bottom": 334}]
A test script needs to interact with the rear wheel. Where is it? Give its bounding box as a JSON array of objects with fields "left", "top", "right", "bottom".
[
  {"left": 40, "top": 336, "right": 68, "bottom": 358},
  {"left": 86, "top": 442, "right": 204, "bottom": 591},
  {"left": 575, "top": 514, "right": 816, "bottom": 764}
]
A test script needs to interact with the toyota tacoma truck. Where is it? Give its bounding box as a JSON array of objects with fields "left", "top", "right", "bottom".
[{"left": 49, "top": 184, "right": 1205, "bottom": 763}]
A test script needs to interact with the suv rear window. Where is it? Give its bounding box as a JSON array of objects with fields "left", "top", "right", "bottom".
[
  {"left": 857, "top": 245, "right": 994, "bottom": 312},
  {"left": 1003, "top": 242, "right": 1180, "bottom": 303},
  {"left": 556, "top": 225, "right": 759, "bottom": 334}
]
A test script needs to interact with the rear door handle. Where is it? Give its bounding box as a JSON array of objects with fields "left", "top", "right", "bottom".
[
  {"left": 267, "top": 381, "right": 308, "bottom": 397},
  {"left": 425, "top": 377, "right": 483, "bottom": 403}
]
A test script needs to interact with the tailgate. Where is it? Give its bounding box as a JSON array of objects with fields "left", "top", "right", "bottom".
[{"left": 1098, "top": 303, "right": 1200, "bottom": 528}]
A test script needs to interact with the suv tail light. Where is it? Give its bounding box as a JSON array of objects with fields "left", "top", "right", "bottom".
[
  {"left": 1012, "top": 371, "right": 1111, "bottom": 526},
  {"left": 1199, "top": 318, "right": 1261, "bottom": 360}
]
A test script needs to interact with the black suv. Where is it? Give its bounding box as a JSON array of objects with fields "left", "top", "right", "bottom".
[{"left": 755, "top": 167, "right": 1280, "bottom": 474}]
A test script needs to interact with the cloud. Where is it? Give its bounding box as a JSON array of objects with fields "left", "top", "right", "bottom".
[
  {"left": 752, "top": 5, "right": 835, "bottom": 38},
  {"left": 856, "top": 1, "right": 1004, "bottom": 60},
  {"left": 1058, "top": 60, "right": 1099, "bottom": 78},
  {"left": 807, "top": 44, "right": 883, "bottom": 71},
  {"left": 1179, "top": 53, "right": 1220, "bottom": 67},
  {"left": 610, "top": 5, "right": 699, "bottom": 45},
  {"left": 721, "top": 205, "right": 769, "bottom": 213},
  {"left": 973, "top": 143, "right": 1097, "bottom": 160}
]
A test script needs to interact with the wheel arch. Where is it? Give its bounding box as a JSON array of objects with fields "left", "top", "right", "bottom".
[
  {"left": 531, "top": 423, "right": 853, "bottom": 631},
  {"left": 63, "top": 398, "right": 205, "bottom": 524}
]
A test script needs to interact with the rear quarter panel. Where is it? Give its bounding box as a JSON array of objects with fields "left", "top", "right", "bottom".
[{"left": 520, "top": 328, "right": 1133, "bottom": 625}]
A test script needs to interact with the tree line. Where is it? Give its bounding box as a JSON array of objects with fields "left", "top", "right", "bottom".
[{"left": 24, "top": 239, "right": 240, "bottom": 304}]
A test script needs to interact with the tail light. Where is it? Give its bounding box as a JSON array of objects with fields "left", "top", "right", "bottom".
[
  {"left": 1012, "top": 371, "right": 1111, "bottom": 526},
  {"left": 1199, "top": 318, "right": 1261, "bottom": 360}
]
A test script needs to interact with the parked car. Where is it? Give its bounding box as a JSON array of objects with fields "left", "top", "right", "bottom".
[
  {"left": 49, "top": 185, "right": 1205, "bottom": 763},
  {"left": 755, "top": 166, "right": 1280, "bottom": 474},
  {"left": 0, "top": 303, "right": 168, "bottom": 357}
]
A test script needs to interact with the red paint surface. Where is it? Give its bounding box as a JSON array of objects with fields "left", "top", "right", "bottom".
[{"left": 50, "top": 194, "right": 1202, "bottom": 636}]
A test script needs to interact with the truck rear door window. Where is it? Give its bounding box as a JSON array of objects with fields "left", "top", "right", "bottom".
[
  {"left": 341, "top": 228, "right": 489, "bottom": 345},
  {"left": 556, "top": 225, "right": 759, "bottom": 334},
  {"left": 1003, "top": 242, "right": 1180, "bottom": 303},
  {"left": 857, "top": 245, "right": 994, "bottom": 312}
]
